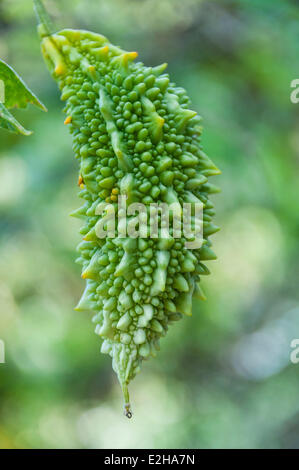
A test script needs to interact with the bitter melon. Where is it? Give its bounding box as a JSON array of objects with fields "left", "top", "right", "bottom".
[{"left": 34, "top": 0, "right": 220, "bottom": 417}]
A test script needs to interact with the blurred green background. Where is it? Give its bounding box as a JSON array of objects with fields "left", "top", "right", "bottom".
[{"left": 1, "top": 0, "right": 299, "bottom": 449}]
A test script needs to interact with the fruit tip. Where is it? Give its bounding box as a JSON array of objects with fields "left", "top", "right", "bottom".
[{"left": 124, "top": 402, "right": 133, "bottom": 419}]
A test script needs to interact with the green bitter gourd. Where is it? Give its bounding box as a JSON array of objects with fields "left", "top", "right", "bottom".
[{"left": 34, "top": 0, "right": 220, "bottom": 417}]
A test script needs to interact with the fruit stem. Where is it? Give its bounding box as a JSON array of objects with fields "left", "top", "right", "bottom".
[{"left": 33, "top": 0, "right": 55, "bottom": 38}]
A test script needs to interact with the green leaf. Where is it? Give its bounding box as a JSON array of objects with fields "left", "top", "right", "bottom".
[
  {"left": 0, "top": 59, "right": 47, "bottom": 111},
  {"left": 0, "top": 59, "right": 47, "bottom": 135},
  {"left": 0, "top": 103, "right": 32, "bottom": 136}
]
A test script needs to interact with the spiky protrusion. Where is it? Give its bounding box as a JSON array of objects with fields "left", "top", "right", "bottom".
[{"left": 35, "top": 1, "right": 220, "bottom": 416}]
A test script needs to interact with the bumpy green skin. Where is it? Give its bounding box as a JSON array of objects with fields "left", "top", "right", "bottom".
[{"left": 39, "top": 28, "right": 220, "bottom": 415}]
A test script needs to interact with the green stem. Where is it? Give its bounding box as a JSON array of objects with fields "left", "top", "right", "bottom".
[{"left": 33, "top": 0, "right": 55, "bottom": 37}]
